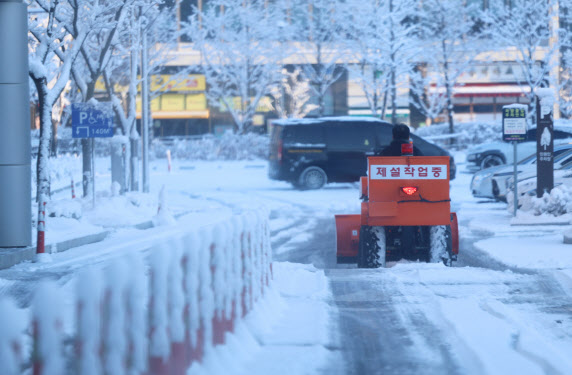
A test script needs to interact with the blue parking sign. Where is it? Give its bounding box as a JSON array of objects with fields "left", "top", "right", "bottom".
[{"left": 72, "top": 102, "right": 114, "bottom": 138}]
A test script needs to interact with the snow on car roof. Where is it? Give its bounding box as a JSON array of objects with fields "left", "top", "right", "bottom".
[{"left": 271, "top": 116, "right": 388, "bottom": 126}]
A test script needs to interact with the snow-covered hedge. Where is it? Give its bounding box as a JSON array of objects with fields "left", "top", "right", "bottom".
[
  {"left": 414, "top": 121, "right": 502, "bottom": 150},
  {"left": 0, "top": 209, "right": 272, "bottom": 375},
  {"left": 510, "top": 185, "right": 572, "bottom": 216},
  {"left": 152, "top": 132, "right": 270, "bottom": 161}
]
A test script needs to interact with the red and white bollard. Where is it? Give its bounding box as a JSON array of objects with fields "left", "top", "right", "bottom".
[
  {"left": 166, "top": 149, "right": 172, "bottom": 173},
  {"left": 36, "top": 199, "right": 46, "bottom": 254}
]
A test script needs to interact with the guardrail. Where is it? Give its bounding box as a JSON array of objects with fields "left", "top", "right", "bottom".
[{"left": 0, "top": 209, "right": 272, "bottom": 375}]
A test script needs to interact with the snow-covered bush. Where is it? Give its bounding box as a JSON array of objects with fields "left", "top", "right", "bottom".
[
  {"left": 151, "top": 132, "right": 269, "bottom": 161},
  {"left": 414, "top": 121, "right": 502, "bottom": 150},
  {"left": 510, "top": 185, "right": 572, "bottom": 216}
]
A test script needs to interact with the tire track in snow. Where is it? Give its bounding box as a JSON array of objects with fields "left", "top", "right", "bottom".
[{"left": 324, "top": 269, "right": 467, "bottom": 375}]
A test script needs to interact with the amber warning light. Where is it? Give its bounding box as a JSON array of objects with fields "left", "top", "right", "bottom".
[{"left": 402, "top": 186, "right": 418, "bottom": 195}]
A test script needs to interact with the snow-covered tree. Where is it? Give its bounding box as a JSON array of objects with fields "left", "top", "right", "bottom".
[
  {"left": 409, "top": 62, "right": 449, "bottom": 125},
  {"left": 293, "top": 0, "right": 347, "bottom": 117},
  {"left": 28, "top": 0, "right": 111, "bottom": 208},
  {"left": 413, "top": 0, "right": 482, "bottom": 134},
  {"left": 343, "top": 0, "right": 417, "bottom": 122},
  {"left": 558, "top": 50, "right": 572, "bottom": 119},
  {"left": 103, "top": 3, "right": 177, "bottom": 191},
  {"left": 184, "top": 0, "right": 282, "bottom": 133},
  {"left": 484, "top": 0, "right": 560, "bottom": 125},
  {"left": 270, "top": 68, "right": 318, "bottom": 119}
]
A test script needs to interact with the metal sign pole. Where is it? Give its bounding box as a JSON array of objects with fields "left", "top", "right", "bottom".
[
  {"left": 513, "top": 141, "right": 518, "bottom": 217},
  {"left": 72, "top": 102, "right": 114, "bottom": 208},
  {"left": 91, "top": 138, "right": 95, "bottom": 209},
  {"left": 502, "top": 104, "right": 527, "bottom": 217}
]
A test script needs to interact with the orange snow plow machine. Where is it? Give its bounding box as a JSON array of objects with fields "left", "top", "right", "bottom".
[{"left": 335, "top": 156, "right": 459, "bottom": 268}]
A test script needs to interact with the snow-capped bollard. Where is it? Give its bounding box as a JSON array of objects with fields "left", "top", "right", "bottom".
[
  {"left": 244, "top": 214, "right": 254, "bottom": 314},
  {"left": 211, "top": 225, "right": 226, "bottom": 345},
  {"left": 149, "top": 244, "right": 171, "bottom": 375},
  {"left": 183, "top": 232, "right": 202, "bottom": 363},
  {"left": 199, "top": 227, "right": 214, "bottom": 356},
  {"left": 0, "top": 298, "right": 26, "bottom": 375},
  {"left": 240, "top": 229, "right": 248, "bottom": 318},
  {"left": 168, "top": 238, "right": 187, "bottom": 375},
  {"left": 220, "top": 221, "right": 234, "bottom": 334},
  {"left": 103, "top": 260, "right": 129, "bottom": 375},
  {"left": 166, "top": 149, "right": 172, "bottom": 173},
  {"left": 153, "top": 185, "right": 176, "bottom": 226},
  {"left": 32, "top": 282, "right": 65, "bottom": 375},
  {"left": 126, "top": 254, "right": 148, "bottom": 374},
  {"left": 76, "top": 268, "right": 103, "bottom": 375},
  {"left": 230, "top": 216, "right": 244, "bottom": 324},
  {"left": 252, "top": 214, "right": 262, "bottom": 302}
]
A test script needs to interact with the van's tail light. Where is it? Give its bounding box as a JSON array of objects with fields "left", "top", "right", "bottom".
[
  {"left": 401, "top": 186, "right": 418, "bottom": 195},
  {"left": 277, "top": 140, "right": 283, "bottom": 162},
  {"left": 401, "top": 142, "right": 413, "bottom": 156}
]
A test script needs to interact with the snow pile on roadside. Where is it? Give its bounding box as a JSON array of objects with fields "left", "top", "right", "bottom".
[
  {"left": 39, "top": 191, "right": 159, "bottom": 231},
  {"left": 512, "top": 185, "right": 572, "bottom": 217},
  {"left": 152, "top": 132, "right": 269, "bottom": 161}
]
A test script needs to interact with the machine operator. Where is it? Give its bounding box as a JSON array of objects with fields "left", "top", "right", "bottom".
[{"left": 376, "top": 123, "right": 423, "bottom": 157}]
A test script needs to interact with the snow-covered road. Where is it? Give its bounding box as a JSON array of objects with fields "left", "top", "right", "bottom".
[
  {"left": 164, "top": 156, "right": 572, "bottom": 374},
  {"left": 3, "top": 154, "right": 572, "bottom": 374}
]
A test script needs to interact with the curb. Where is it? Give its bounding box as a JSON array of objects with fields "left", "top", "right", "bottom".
[
  {"left": 0, "top": 232, "right": 111, "bottom": 271},
  {"left": 0, "top": 212, "right": 187, "bottom": 270}
]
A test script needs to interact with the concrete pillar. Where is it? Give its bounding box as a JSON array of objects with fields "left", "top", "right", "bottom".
[{"left": 0, "top": 0, "right": 32, "bottom": 247}]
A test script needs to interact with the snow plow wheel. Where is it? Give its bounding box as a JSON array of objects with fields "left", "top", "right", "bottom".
[
  {"left": 358, "top": 226, "right": 385, "bottom": 268},
  {"left": 430, "top": 225, "right": 454, "bottom": 266}
]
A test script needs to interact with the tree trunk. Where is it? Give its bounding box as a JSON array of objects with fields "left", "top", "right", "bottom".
[
  {"left": 34, "top": 78, "right": 52, "bottom": 251},
  {"left": 81, "top": 81, "right": 97, "bottom": 197},
  {"left": 442, "top": 40, "right": 455, "bottom": 138},
  {"left": 33, "top": 78, "right": 52, "bottom": 203}
]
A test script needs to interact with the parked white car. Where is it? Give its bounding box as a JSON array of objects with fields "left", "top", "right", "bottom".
[
  {"left": 499, "top": 151, "right": 572, "bottom": 201},
  {"left": 471, "top": 144, "right": 572, "bottom": 200},
  {"left": 470, "top": 153, "right": 536, "bottom": 199},
  {"left": 466, "top": 127, "right": 572, "bottom": 170}
]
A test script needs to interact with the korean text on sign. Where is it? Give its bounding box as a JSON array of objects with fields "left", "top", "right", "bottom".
[{"left": 370, "top": 165, "right": 448, "bottom": 180}]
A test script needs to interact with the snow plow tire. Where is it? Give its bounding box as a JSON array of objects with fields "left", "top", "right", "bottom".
[
  {"left": 430, "top": 225, "right": 454, "bottom": 266},
  {"left": 358, "top": 226, "right": 385, "bottom": 268}
]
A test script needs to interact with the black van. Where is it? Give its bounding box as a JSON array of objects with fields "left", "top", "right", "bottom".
[{"left": 268, "top": 117, "right": 456, "bottom": 189}]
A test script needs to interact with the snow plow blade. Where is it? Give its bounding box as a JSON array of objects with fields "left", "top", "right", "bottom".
[{"left": 335, "top": 214, "right": 361, "bottom": 263}]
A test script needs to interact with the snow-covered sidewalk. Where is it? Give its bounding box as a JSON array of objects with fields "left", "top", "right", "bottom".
[{"left": 190, "top": 262, "right": 335, "bottom": 375}]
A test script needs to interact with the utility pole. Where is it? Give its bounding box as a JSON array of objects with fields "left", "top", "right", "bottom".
[{"left": 0, "top": 0, "right": 31, "bottom": 247}]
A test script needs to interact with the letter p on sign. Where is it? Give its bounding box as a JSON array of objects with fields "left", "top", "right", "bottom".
[{"left": 80, "top": 112, "right": 88, "bottom": 124}]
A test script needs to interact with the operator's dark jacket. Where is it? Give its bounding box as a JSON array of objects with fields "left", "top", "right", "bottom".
[{"left": 376, "top": 139, "right": 423, "bottom": 156}]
